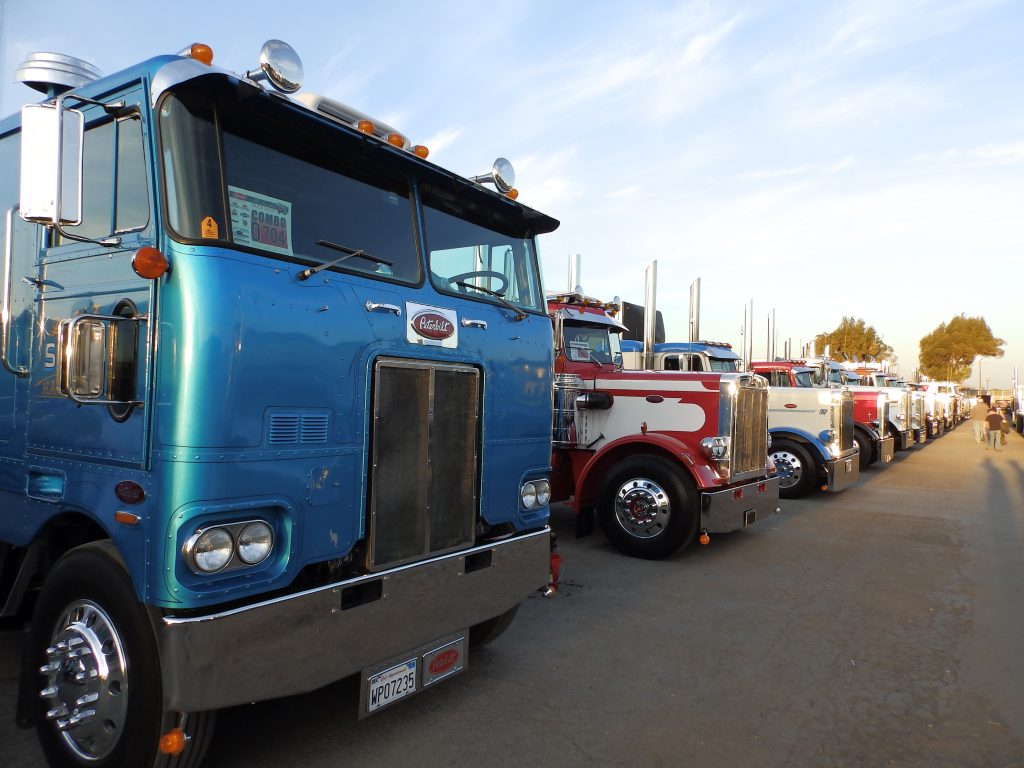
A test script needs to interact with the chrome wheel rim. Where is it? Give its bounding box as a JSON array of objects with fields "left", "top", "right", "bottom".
[
  {"left": 40, "top": 600, "right": 128, "bottom": 761},
  {"left": 613, "top": 477, "right": 671, "bottom": 539},
  {"left": 769, "top": 449, "right": 805, "bottom": 489}
]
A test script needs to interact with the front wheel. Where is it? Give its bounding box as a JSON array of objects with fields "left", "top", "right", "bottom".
[
  {"left": 769, "top": 440, "right": 816, "bottom": 499},
  {"left": 30, "top": 542, "right": 214, "bottom": 768},
  {"left": 597, "top": 455, "right": 699, "bottom": 559},
  {"left": 852, "top": 430, "right": 872, "bottom": 470}
]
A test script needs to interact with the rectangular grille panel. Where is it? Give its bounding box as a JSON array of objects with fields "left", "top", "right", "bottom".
[
  {"left": 268, "top": 411, "right": 330, "bottom": 445},
  {"left": 840, "top": 396, "right": 855, "bottom": 451},
  {"left": 369, "top": 360, "right": 479, "bottom": 569},
  {"left": 732, "top": 383, "right": 769, "bottom": 476}
]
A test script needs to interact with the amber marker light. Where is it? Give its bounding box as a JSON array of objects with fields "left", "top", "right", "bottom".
[
  {"left": 357, "top": 119, "right": 375, "bottom": 134},
  {"left": 158, "top": 728, "right": 187, "bottom": 756},
  {"left": 699, "top": 532, "right": 711, "bottom": 545},
  {"left": 132, "top": 247, "right": 169, "bottom": 279},
  {"left": 412, "top": 145, "right": 429, "bottom": 159},
  {"left": 385, "top": 132, "right": 405, "bottom": 148},
  {"left": 187, "top": 43, "right": 214, "bottom": 65},
  {"left": 505, "top": 188, "right": 519, "bottom": 200},
  {"left": 114, "top": 511, "right": 141, "bottom": 527}
]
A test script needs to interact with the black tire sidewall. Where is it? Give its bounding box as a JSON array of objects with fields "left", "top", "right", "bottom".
[
  {"left": 597, "top": 455, "right": 698, "bottom": 559},
  {"left": 31, "top": 544, "right": 164, "bottom": 768},
  {"left": 852, "top": 430, "right": 871, "bottom": 470}
]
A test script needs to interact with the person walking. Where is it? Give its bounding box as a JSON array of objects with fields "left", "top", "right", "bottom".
[
  {"left": 985, "top": 407, "right": 1004, "bottom": 451},
  {"left": 972, "top": 400, "right": 988, "bottom": 444}
]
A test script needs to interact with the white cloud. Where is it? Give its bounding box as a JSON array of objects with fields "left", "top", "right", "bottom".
[{"left": 911, "top": 141, "right": 1024, "bottom": 167}]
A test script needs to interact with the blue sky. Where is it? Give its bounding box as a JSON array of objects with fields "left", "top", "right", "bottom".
[{"left": 2, "top": 0, "right": 1021, "bottom": 387}]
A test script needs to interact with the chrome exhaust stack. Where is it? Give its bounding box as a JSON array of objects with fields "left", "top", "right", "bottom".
[{"left": 643, "top": 260, "right": 658, "bottom": 371}]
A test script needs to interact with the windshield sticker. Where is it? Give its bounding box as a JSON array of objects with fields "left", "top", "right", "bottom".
[
  {"left": 228, "top": 186, "right": 293, "bottom": 256},
  {"left": 568, "top": 341, "right": 591, "bottom": 362}
]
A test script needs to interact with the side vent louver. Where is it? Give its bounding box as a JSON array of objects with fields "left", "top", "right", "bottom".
[{"left": 267, "top": 411, "right": 330, "bottom": 445}]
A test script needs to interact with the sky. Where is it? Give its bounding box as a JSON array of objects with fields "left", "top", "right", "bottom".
[{"left": 2, "top": 0, "right": 1021, "bottom": 388}]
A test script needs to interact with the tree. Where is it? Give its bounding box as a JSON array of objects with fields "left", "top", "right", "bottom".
[
  {"left": 918, "top": 314, "right": 1004, "bottom": 382},
  {"left": 814, "top": 316, "right": 893, "bottom": 362}
]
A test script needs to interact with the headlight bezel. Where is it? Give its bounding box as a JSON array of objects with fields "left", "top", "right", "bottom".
[{"left": 182, "top": 518, "right": 276, "bottom": 575}]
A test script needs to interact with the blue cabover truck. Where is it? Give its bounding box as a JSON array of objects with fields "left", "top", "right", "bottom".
[{"left": 1, "top": 40, "right": 559, "bottom": 767}]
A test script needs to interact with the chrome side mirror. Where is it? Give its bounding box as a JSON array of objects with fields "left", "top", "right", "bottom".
[
  {"left": 20, "top": 102, "right": 84, "bottom": 225},
  {"left": 246, "top": 40, "right": 303, "bottom": 94}
]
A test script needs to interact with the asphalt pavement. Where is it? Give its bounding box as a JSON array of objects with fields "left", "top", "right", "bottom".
[{"left": 2, "top": 421, "right": 1022, "bottom": 767}]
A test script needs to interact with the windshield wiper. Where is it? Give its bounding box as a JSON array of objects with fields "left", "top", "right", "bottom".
[
  {"left": 454, "top": 281, "right": 528, "bottom": 321},
  {"left": 298, "top": 240, "right": 394, "bottom": 281}
]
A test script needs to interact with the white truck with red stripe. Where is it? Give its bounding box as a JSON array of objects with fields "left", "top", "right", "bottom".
[{"left": 548, "top": 291, "right": 779, "bottom": 559}]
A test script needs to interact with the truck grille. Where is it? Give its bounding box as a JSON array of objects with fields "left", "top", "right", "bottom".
[
  {"left": 730, "top": 376, "right": 769, "bottom": 479},
  {"left": 368, "top": 359, "right": 479, "bottom": 570},
  {"left": 839, "top": 394, "right": 855, "bottom": 451}
]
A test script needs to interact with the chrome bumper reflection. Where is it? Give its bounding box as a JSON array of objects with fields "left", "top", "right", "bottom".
[
  {"left": 700, "top": 476, "right": 780, "bottom": 533},
  {"left": 824, "top": 450, "right": 860, "bottom": 493},
  {"left": 157, "top": 527, "right": 551, "bottom": 711},
  {"left": 877, "top": 435, "right": 895, "bottom": 463}
]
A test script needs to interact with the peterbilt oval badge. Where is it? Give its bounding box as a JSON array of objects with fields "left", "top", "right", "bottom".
[
  {"left": 784, "top": 403, "right": 798, "bottom": 409},
  {"left": 115, "top": 481, "right": 146, "bottom": 505},
  {"left": 411, "top": 311, "right": 455, "bottom": 340},
  {"left": 429, "top": 648, "right": 461, "bottom": 675},
  {"left": 646, "top": 395, "right": 665, "bottom": 404}
]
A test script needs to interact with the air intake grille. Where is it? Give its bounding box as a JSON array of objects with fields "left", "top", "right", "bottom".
[
  {"left": 731, "top": 378, "right": 769, "bottom": 479},
  {"left": 368, "top": 359, "right": 480, "bottom": 570},
  {"left": 840, "top": 396, "right": 855, "bottom": 451},
  {"left": 267, "top": 412, "right": 330, "bottom": 445}
]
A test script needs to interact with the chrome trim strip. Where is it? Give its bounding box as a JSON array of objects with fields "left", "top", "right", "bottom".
[{"left": 1, "top": 206, "right": 28, "bottom": 377}]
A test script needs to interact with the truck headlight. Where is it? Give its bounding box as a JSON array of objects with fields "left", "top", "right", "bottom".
[
  {"left": 700, "top": 436, "right": 730, "bottom": 461},
  {"left": 187, "top": 528, "right": 234, "bottom": 573},
  {"left": 520, "top": 481, "right": 538, "bottom": 509},
  {"left": 535, "top": 479, "right": 551, "bottom": 506},
  {"left": 237, "top": 521, "right": 274, "bottom": 565}
]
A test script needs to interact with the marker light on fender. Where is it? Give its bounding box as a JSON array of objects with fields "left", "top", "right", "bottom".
[{"left": 132, "top": 247, "right": 169, "bottom": 279}]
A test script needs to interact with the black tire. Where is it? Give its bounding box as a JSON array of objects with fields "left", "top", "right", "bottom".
[
  {"left": 29, "top": 542, "right": 215, "bottom": 768},
  {"left": 852, "top": 429, "right": 873, "bottom": 470},
  {"left": 769, "top": 439, "right": 816, "bottom": 499},
  {"left": 596, "top": 455, "right": 699, "bottom": 559},
  {"left": 469, "top": 604, "right": 520, "bottom": 648}
]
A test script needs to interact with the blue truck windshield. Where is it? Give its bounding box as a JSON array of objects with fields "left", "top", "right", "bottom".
[
  {"left": 159, "top": 79, "right": 419, "bottom": 281},
  {"left": 159, "top": 77, "right": 547, "bottom": 310}
]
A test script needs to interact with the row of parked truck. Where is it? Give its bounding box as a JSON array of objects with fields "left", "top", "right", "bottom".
[{"left": 0, "top": 39, "right": 974, "bottom": 768}]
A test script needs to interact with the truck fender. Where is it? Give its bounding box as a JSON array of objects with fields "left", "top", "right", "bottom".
[
  {"left": 768, "top": 428, "right": 831, "bottom": 463},
  {"left": 572, "top": 433, "right": 715, "bottom": 512}
]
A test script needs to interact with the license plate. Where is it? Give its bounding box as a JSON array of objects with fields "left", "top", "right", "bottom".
[{"left": 366, "top": 659, "right": 417, "bottom": 714}]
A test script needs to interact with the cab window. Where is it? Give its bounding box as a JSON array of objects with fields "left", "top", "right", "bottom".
[{"left": 59, "top": 116, "right": 149, "bottom": 242}]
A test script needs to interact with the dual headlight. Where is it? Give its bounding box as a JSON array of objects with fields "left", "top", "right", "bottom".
[
  {"left": 183, "top": 520, "right": 274, "bottom": 574},
  {"left": 700, "top": 436, "right": 730, "bottom": 461},
  {"left": 521, "top": 479, "right": 551, "bottom": 509}
]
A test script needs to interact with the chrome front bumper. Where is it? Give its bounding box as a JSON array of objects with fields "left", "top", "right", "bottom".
[
  {"left": 156, "top": 527, "right": 551, "bottom": 711},
  {"left": 894, "top": 428, "right": 914, "bottom": 450},
  {"left": 877, "top": 435, "right": 895, "bottom": 463},
  {"left": 824, "top": 451, "right": 860, "bottom": 493},
  {"left": 700, "top": 476, "right": 781, "bottom": 533}
]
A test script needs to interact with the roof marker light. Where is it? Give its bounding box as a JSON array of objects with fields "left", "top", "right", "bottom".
[
  {"left": 187, "top": 43, "right": 214, "bottom": 66},
  {"left": 357, "top": 119, "right": 375, "bottom": 134},
  {"left": 412, "top": 145, "right": 430, "bottom": 159},
  {"left": 385, "top": 132, "right": 406, "bottom": 148},
  {"left": 506, "top": 188, "right": 519, "bottom": 200}
]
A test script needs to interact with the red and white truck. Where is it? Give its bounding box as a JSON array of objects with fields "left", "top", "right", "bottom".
[{"left": 547, "top": 286, "right": 779, "bottom": 559}]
